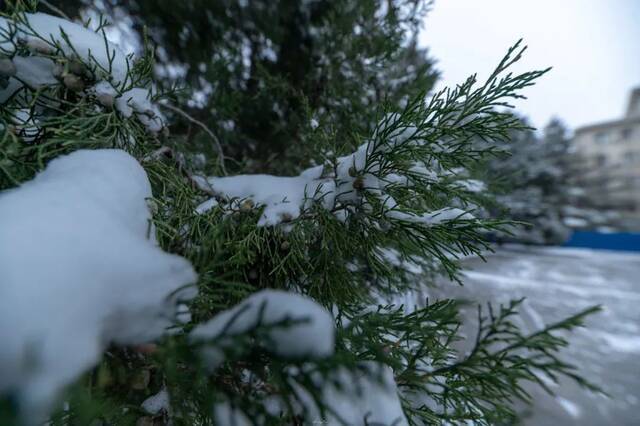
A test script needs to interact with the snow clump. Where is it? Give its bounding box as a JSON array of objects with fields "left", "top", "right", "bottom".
[
  {"left": 0, "top": 149, "right": 197, "bottom": 421},
  {"left": 195, "top": 114, "right": 475, "bottom": 227},
  {"left": 294, "top": 362, "right": 408, "bottom": 425},
  {"left": 190, "top": 289, "right": 335, "bottom": 367},
  {"left": 0, "top": 13, "right": 164, "bottom": 132}
]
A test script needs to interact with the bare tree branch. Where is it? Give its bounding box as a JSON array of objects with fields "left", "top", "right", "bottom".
[{"left": 159, "top": 103, "right": 227, "bottom": 175}]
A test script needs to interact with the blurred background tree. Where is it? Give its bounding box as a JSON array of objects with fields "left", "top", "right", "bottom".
[
  {"left": 55, "top": 0, "right": 437, "bottom": 174},
  {"left": 481, "top": 117, "right": 621, "bottom": 244}
]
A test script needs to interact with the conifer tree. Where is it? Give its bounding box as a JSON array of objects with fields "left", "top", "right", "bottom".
[
  {"left": 483, "top": 117, "right": 620, "bottom": 244},
  {"left": 0, "top": 1, "right": 599, "bottom": 425},
  {"left": 56, "top": 0, "right": 438, "bottom": 173}
]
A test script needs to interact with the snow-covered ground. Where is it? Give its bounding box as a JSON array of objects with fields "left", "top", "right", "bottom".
[{"left": 436, "top": 245, "right": 640, "bottom": 425}]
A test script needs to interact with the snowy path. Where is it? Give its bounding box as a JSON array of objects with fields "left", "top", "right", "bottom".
[{"left": 433, "top": 245, "right": 640, "bottom": 425}]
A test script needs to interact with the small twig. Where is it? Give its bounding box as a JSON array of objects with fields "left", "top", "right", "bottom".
[
  {"left": 159, "top": 103, "right": 227, "bottom": 175},
  {"left": 142, "top": 146, "right": 217, "bottom": 196},
  {"left": 40, "top": 0, "right": 71, "bottom": 20}
]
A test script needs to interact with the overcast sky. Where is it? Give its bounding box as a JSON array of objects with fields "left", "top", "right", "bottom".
[{"left": 420, "top": 0, "right": 640, "bottom": 132}]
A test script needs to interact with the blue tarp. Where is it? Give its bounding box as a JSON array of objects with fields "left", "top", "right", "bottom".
[{"left": 564, "top": 231, "right": 640, "bottom": 252}]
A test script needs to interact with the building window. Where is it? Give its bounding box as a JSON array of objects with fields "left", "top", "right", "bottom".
[
  {"left": 625, "top": 151, "right": 640, "bottom": 163},
  {"left": 596, "top": 154, "right": 607, "bottom": 166},
  {"left": 594, "top": 131, "right": 610, "bottom": 145},
  {"left": 621, "top": 128, "right": 633, "bottom": 140},
  {"left": 625, "top": 177, "right": 640, "bottom": 190}
]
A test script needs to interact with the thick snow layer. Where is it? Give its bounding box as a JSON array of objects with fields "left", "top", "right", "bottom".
[
  {"left": 297, "top": 362, "right": 408, "bottom": 425},
  {"left": 190, "top": 290, "right": 335, "bottom": 364},
  {"left": 0, "top": 149, "right": 197, "bottom": 421}
]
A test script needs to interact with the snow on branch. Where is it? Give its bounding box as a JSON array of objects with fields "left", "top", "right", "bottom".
[
  {"left": 190, "top": 289, "right": 335, "bottom": 366},
  {"left": 0, "top": 12, "right": 164, "bottom": 132},
  {"left": 188, "top": 290, "right": 408, "bottom": 425},
  {"left": 211, "top": 361, "right": 409, "bottom": 425},
  {"left": 0, "top": 12, "right": 129, "bottom": 82},
  {"left": 193, "top": 112, "right": 476, "bottom": 228},
  {"left": 0, "top": 149, "right": 197, "bottom": 421},
  {"left": 295, "top": 362, "right": 408, "bottom": 425}
]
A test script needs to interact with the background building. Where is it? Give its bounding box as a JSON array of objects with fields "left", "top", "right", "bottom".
[{"left": 571, "top": 88, "right": 640, "bottom": 229}]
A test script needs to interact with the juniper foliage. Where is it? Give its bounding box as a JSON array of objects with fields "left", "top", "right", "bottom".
[
  {"left": 0, "top": 1, "right": 599, "bottom": 425},
  {"left": 55, "top": 0, "right": 437, "bottom": 174}
]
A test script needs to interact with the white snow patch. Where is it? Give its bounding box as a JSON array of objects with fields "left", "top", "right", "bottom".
[
  {"left": 563, "top": 217, "right": 588, "bottom": 227},
  {"left": 0, "top": 13, "right": 128, "bottom": 82},
  {"left": 12, "top": 56, "right": 57, "bottom": 88},
  {"left": 376, "top": 247, "right": 424, "bottom": 275},
  {"left": 387, "top": 206, "right": 474, "bottom": 225},
  {"left": 199, "top": 169, "right": 336, "bottom": 226},
  {"left": 595, "top": 332, "right": 640, "bottom": 353},
  {"left": 506, "top": 245, "right": 640, "bottom": 261},
  {"left": 297, "top": 362, "right": 408, "bottom": 425},
  {"left": 91, "top": 80, "right": 118, "bottom": 107},
  {"left": 195, "top": 198, "right": 219, "bottom": 215},
  {"left": 114, "top": 87, "right": 165, "bottom": 133},
  {"left": 462, "top": 270, "right": 640, "bottom": 302},
  {"left": 213, "top": 400, "right": 252, "bottom": 426},
  {"left": 0, "top": 55, "right": 58, "bottom": 103},
  {"left": 141, "top": 387, "right": 170, "bottom": 415},
  {"left": 454, "top": 179, "right": 486, "bottom": 193},
  {"left": 190, "top": 290, "right": 335, "bottom": 365},
  {"left": 521, "top": 299, "right": 545, "bottom": 331},
  {"left": 0, "top": 149, "right": 197, "bottom": 421},
  {"left": 12, "top": 108, "right": 41, "bottom": 142},
  {"left": 556, "top": 397, "right": 581, "bottom": 418},
  {"left": 533, "top": 370, "right": 559, "bottom": 389}
]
